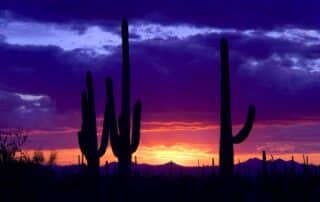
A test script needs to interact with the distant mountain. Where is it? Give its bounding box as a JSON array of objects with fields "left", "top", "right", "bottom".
[{"left": 50, "top": 158, "right": 317, "bottom": 178}]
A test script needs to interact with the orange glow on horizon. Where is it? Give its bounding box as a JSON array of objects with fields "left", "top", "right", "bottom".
[
  {"left": 21, "top": 119, "right": 320, "bottom": 167},
  {"left": 21, "top": 145, "right": 320, "bottom": 167}
]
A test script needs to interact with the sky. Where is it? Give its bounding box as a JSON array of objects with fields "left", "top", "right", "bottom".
[{"left": 0, "top": 1, "right": 320, "bottom": 166}]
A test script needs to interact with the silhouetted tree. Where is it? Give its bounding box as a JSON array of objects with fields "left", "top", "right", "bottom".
[
  {"left": 78, "top": 71, "right": 109, "bottom": 176},
  {"left": 47, "top": 151, "right": 57, "bottom": 165},
  {"left": 218, "top": 38, "right": 256, "bottom": 177},
  {"left": 32, "top": 151, "right": 45, "bottom": 164},
  {"left": 109, "top": 20, "right": 142, "bottom": 177},
  {"left": 0, "top": 129, "right": 27, "bottom": 162}
]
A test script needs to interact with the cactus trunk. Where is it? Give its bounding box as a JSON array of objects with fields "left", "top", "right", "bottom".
[
  {"left": 218, "top": 38, "right": 256, "bottom": 177},
  {"left": 118, "top": 154, "right": 131, "bottom": 176},
  {"left": 219, "top": 39, "right": 234, "bottom": 176}
]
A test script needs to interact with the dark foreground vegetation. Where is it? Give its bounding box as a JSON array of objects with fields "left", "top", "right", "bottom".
[{"left": 1, "top": 159, "right": 320, "bottom": 202}]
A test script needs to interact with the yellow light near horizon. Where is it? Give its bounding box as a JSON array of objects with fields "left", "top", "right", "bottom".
[
  {"left": 21, "top": 144, "right": 214, "bottom": 166},
  {"left": 137, "top": 144, "right": 214, "bottom": 166},
  {"left": 20, "top": 146, "right": 320, "bottom": 167}
]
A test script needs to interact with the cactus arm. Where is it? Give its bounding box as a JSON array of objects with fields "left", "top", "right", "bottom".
[
  {"left": 78, "top": 131, "right": 89, "bottom": 157},
  {"left": 78, "top": 92, "right": 89, "bottom": 157},
  {"left": 97, "top": 78, "right": 113, "bottom": 157},
  {"left": 98, "top": 102, "right": 109, "bottom": 157},
  {"left": 118, "top": 115, "right": 124, "bottom": 133},
  {"left": 110, "top": 131, "right": 120, "bottom": 159},
  {"left": 232, "top": 105, "right": 255, "bottom": 144},
  {"left": 86, "top": 71, "right": 97, "bottom": 135},
  {"left": 130, "top": 101, "right": 142, "bottom": 153},
  {"left": 107, "top": 77, "right": 120, "bottom": 158},
  {"left": 109, "top": 112, "right": 120, "bottom": 159},
  {"left": 80, "top": 91, "right": 88, "bottom": 131}
]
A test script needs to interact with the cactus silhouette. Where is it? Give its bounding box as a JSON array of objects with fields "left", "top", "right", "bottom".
[
  {"left": 108, "top": 20, "right": 142, "bottom": 177},
  {"left": 303, "top": 154, "right": 309, "bottom": 174},
  {"left": 290, "top": 155, "right": 295, "bottom": 174},
  {"left": 134, "top": 156, "right": 139, "bottom": 176},
  {"left": 211, "top": 158, "right": 215, "bottom": 176},
  {"left": 262, "top": 150, "right": 267, "bottom": 176},
  {"left": 219, "top": 38, "right": 256, "bottom": 177},
  {"left": 78, "top": 71, "right": 109, "bottom": 176}
]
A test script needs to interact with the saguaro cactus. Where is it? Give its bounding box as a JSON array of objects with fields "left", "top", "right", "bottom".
[
  {"left": 219, "top": 38, "right": 256, "bottom": 177},
  {"left": 78, "top": 71, "right": 109, "bottom": 176},
  {"left": 108, "top": 20, "right": 142, "bottom": 177}
]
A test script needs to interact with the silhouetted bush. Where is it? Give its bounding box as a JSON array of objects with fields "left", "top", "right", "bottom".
[
  {"left": 47, "top": 151, "right": 57, "bottom": 165},
  {"left": 32, "top": 151, "right": 45, "bottom": 164},
  {"left": 0, "top": 128, "right": 27, "bottom": 163}
]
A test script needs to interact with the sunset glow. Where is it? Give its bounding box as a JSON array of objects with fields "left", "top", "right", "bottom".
[{"left": 22, "top": 147, "right": 320, "bottom": 167}]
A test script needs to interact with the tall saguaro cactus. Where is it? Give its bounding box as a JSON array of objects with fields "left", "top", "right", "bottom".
[
  {"left": 109, "top": 20, "right": 142, "bottom": 177},
  {"left": 219, "top": 38, "right": 256, "bottom": 177},
  {"left": 78, "top": 71, "right": 109, "bottom": 176}
]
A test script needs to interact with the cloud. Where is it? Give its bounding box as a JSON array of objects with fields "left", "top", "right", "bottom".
[
  {"left": 141, "top": 121, "right": 217, "bottom": 132},
  {"left": 15, "top": 92, "right": 49, "bottom": 102},
  {"left": 264, "top": 28, "right": 320, "bottom": 46},
  {"left": 2, "top": 17, "right": 320, "bottom": 55},
  {"left": 0, "top": 89, "right": 55, "bottom": 128},
  {"left": 1, "top": 20, "right": 320, "bottom": 124},
  {"left": 131, "top": 23, "right": 236, "bottom": 40},
  {"left": 0, "top": 19, "right": 120, "bottom": 55}
]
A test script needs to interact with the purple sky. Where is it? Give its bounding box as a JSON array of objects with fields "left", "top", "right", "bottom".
[{"left": 0, "top": 1, "right": 320, "bottom": 163}]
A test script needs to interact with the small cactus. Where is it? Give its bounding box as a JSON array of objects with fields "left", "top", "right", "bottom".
[
  {"left": 218, "top": 38, "right": 256, "bottom": 177},
  {"left": 134, "top": 156, "right": 139, "bottom": 176},
  {"left": 303, "top": 154, "right": 309, "bottom": 174},
  {"left": 262, "top": 151, "right": 267, "bottom": 176},
  {"left": 211, "top": 158, "right": 215, "bottom": 176},
  {"left": 237, "top": 159, "right": 241, "bottom": 175},
  {"left": 270, "top": 154, "right": 276, "bottom": 174},
  {"left": 290, "top": 155, "right": 295, "bottom": 174},
  {"left": 78, "top": 71, "right": 109, "bottom": 176}
]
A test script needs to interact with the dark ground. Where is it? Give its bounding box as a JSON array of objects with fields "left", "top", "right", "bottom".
[{"left": 1, "top": 160, "right": 320, "bottom": 202}]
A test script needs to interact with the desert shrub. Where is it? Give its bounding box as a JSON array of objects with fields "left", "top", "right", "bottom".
[{"left": 0, "top": 129, "right": 27, "bottom": 162}]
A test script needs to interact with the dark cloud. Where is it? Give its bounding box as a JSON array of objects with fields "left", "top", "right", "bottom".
[
  {"left": 0, "top": 0, "right": 319, "bottom": 29},
  {"left": 0, "top": 89, "right": 55, "bottom": 128},
  {"left": 1, "top": 26, "right": 320, "bottom": 127}
]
